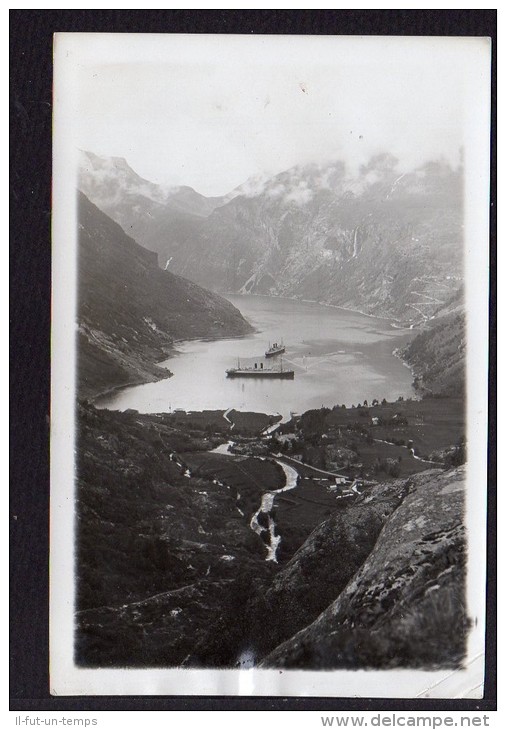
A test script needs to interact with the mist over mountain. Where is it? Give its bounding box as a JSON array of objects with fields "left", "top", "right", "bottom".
[
  {"left": 75, "top": 156, "right": 469, "bottom": 672},
  {"left": 66, "top": 30, "right": 486, "bottom": 680},
  {"left": 78, "top": 150, "right": 234, "bottom": 266},
  {"left": 79, "top": 151, "right": 463, "bottom": 324},
  {"left": 77, "top": 191, "right": 252, "bottom": 399}
]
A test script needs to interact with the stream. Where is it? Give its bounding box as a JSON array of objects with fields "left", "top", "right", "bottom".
[
  {"left": 209, "top": 441, "right": 299, "bottom": 562},
  {"left": 248, "top": 459, "right": 299, "bottom": 562}
]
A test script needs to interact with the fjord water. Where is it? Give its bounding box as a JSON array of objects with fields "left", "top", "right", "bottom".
[{"left": 95, "top": 295, "right": 416, "bottom": 417}]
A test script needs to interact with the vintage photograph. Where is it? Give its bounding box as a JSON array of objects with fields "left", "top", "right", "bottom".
[{"left": 51, "top": 34, "right": 490, "bottom": 696}]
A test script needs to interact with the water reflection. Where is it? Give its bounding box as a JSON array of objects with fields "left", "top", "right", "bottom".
[{"left": 95, "top": 295, "right": 415, "bottom": 417}]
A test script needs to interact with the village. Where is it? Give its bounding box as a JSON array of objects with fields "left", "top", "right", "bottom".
[
  {"left": 134, "top": 393, "right": 465, "bottom": 567},
  {"left": 208, "top": 394, "right": 464, "bottom": 482}
]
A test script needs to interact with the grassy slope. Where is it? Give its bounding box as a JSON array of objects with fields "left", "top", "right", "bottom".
[
  {"left": 75, "top": 404, "right": 278, "bottom": 666},
  {"left": 401, "top": 310, "right": 466, "bottom": 396},
  {"left": 248, "top": 479, "right": 408, "bottom": 657},
  {"left": 286, "top": 397, "right": 465, "bottom": 480}
]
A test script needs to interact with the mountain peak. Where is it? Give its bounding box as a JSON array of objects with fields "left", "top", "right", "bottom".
[
  {"left": 109, "top": 155, "right": 132, "bottom": 170},
  {"left": 78, "top": 151, "right": 242, "bottom": 242}
]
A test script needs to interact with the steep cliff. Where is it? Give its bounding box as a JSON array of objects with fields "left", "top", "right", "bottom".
[
  {"left": 79, "top": 153, "right": 464, "bottom": 324},
  {"left": 75, "top": 403, "right": 278, "bottom": 667},
  {"left": 77, "top": 192, "right": 253, "bottom": 399},
  {"left": 78, "top": 150, "right": 231, "bottom": 263},
  {"left": 401, "top": 306, "right": 466, "bottom": 396},
  {"left": 248, "top": 479, "right": 409, "bottom": 657},
  {"left": 262, "top": 467, "right": 468, "bottom": 669}
]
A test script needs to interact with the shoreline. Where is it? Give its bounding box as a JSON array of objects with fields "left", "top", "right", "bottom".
[
  {"left": 223, "top": 290, "right": 417, "bottom": 329},
  {"left": 89, "top": 296, "right": 417, "bottom": 411},
  {"left": 169, "top": 328, "right": 258, "bottom": 348},
  {"left": 89, "top": 367, "right": 173, "bottom": 405},
  {"left": 88, "top": 329, "right": 255, "bottom": 405},
  {"left": 392, "top": 346, "right": 417, "bottom": 382}
]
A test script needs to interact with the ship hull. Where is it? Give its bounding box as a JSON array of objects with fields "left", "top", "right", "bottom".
[
  {"left": 265, "top": 347, "right": 285, "bottom": 358},
  {"left": 226, "top": 369, "right": 294, "bottom": 379}
]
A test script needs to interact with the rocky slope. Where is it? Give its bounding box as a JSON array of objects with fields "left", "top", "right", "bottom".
[
  {"left": 247, "top": 479, "right": 409, "bottom": 658},
  {"left": 261, "top": 467, "right": 468, "bottom": 669},
  {"left": 78, "top": 150, "right": 232, "bottom": 265},
  {"left": 80, "top": 152, "right": 464, "bottom": 324},
  {"left": 75, "top": 403, "right": 279, "bottom": 667},
  {"left": 77, "top": 191, "right": 253, "bottom": 399},
  {"left": 401, "top": 305, "right": 466, "bottom": 396},
  {"left": 76, "top": 400, "right": 468, "bottom": 669}
]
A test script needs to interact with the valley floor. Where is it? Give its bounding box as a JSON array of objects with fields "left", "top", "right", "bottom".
[{"left": 75, "top": 394, "right": 467, "bottom": 669}]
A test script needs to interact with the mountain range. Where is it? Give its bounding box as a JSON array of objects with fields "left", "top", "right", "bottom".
[
  {"left": 74, "top": 153, "right": 469, "bottom": 671},
  {"left": 78, "top": 150, "right": 235, "bottom": 258},
  {"left": 79, "top": 150, "right": 464, "bottom": 324},
  {"left": 77, "top": 191, "right": 252, "bottom": 400}
]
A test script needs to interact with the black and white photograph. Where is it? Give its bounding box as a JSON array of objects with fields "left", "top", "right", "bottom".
[{"left": 50, "top": 33, "right": 491, "bottom": 697}]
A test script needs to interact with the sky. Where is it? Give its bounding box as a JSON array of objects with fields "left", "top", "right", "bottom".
[{"left": 65, "top": 34, "right": 489, "bottom": 196}]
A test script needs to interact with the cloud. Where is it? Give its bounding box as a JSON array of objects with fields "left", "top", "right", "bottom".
[
  {"left": 284, "top": 185, "right": 314, "bottom": 206},
  {"left": 73, "top": 37, "right": 478, "bottom": 196}
]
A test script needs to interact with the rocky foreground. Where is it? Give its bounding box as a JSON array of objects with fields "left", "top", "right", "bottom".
[
  {"left": 261, "top": 467, "right": 467, "bottom": 669},
  {"left": 76, "top": 404, "right": 468, "bottom": 669}
]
